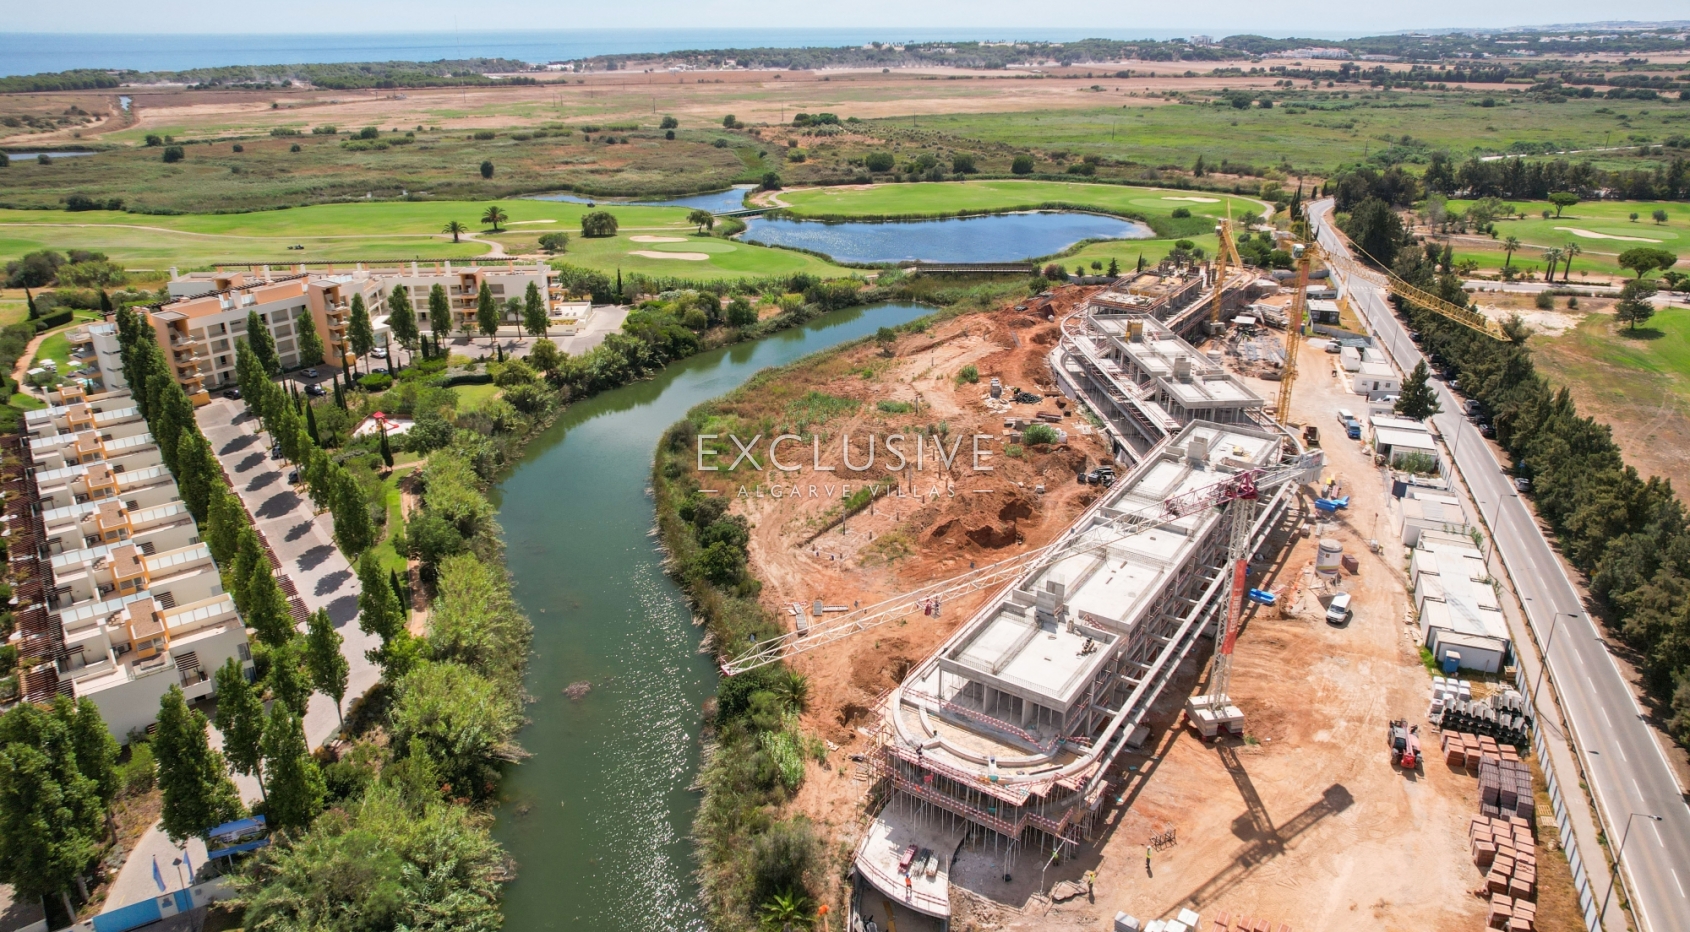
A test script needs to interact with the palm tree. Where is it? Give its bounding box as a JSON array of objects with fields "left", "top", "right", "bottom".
[
  {"left": 1561, "top": 242, "right": 1581, "bottom": 282},
  {"left": 481, "top": 205, "right": 509, "bottom": 232},
  {"left": 1501, "top": 236, "right": 1521, "bottom": 269},
  {"left": 1541, "top": 248, "right": 1562, "bottom": 283},
  {"left": 442, "top": 220, "right": 467, "bottom": 243},
  {"left": 758, "top": 889, "right": 814, "bottom": 932}
]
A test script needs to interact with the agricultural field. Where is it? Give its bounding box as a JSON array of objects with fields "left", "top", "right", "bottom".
[
  {"left": 882, "top": 95, "right": 1690, "bottom": 176},
  {"left": 1531, "top": 305, "right": 1690, "bottom": 483}
]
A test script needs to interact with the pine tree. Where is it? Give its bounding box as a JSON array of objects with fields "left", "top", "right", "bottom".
[
  {"left": 378, "top": 426, "right": 393, "bottom": 468},
  {"left": 152, "top": 686, "right": 242, "bottom": 843},
  {"left": 428, "top": 283, "right": 451, "bottom": 338},
  {"left": 477, "top": 283, "right": 499, "bottom": 343},
  {"left": 304, "top": 609, "right": 349, "bottom": 726},
  {"left": 213, "top": 658, "right": 265, "bottom": 794},
  {"left": 333, "top": 375, "right": 346, "bottom": 411},
  {"left": 348, "top": 293, "right": 376, "bottom": 366},
  {"left": 387, "top": 284, "right": 419, "bottom": 349},
  {"left": 259, "top": 705, "right": 323, "bottom": 832},
  {"left": 295, "top": 312, "right": 326, "bottom": 368},
  {"left": 266, "top": 637, "right": 311, "bottom": 717},
  {"left": 244, "top": 310, "right": 280, "bottom": 377},
  {"left": 1107, "top": 257, "right": 1120, "bottom": 277},
  {"left": 1394, "top": 360, "right": 1443, "bottom": 421}
]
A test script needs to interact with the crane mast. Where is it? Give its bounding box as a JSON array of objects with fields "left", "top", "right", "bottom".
[
  {"left": 1275, "top": 242, "right": 1314, "bottom": 425},
  {"left": 1207, "top": 217, "right": 1242, "bottom": 334}
]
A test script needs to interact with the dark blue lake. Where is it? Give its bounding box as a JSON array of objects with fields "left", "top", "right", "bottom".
[
  {"left": 739, "top": 211, "right": 1154, "bottom": 264},
  {"left": 530, "top": 185, "right": 751, "bottom": 213}
]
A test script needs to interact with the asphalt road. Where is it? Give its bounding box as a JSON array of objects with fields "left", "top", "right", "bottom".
[{"left": 1310, "top": 199, "right": 1690, "bottom": 932}]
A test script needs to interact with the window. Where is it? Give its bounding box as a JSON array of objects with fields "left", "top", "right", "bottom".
[{"left": 237, "top": 643, "right": 252, "bottom": 662}]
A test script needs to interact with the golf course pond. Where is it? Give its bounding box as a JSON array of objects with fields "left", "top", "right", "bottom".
[
  {"left": 740, "top": 210, "right": 1155, "bottom": 264},
  {"left": 491, "top": 301, "right": 933, "bottom": 932}
]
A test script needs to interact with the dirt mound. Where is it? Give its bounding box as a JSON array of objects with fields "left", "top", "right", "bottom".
[
  {"left": 850, "top": 637, "right": 915, "bottom": 691},
  {"left": 965, "top": 522, "right": 1019, "bottom": 548}
]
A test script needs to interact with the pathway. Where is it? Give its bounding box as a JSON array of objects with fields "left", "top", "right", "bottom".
[{"left": 103, "top": 398, "right": 377, "bottom": 915}]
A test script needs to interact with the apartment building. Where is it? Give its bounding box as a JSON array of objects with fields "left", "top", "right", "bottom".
[{"left": 4, "top": 385, "right": 254, "bottom": 741}]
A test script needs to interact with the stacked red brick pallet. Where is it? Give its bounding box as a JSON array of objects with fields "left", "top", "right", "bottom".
[
  {"left": 1207, "top": 911, "right": 1291, "bottom": 932},
  {"left": 1471, "top": 815, "right": 1538, "bottom": 929}
]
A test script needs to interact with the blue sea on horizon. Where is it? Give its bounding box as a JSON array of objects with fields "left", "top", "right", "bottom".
[{"left": 0, "top": 28, "right": 1363, "bottom": 78}]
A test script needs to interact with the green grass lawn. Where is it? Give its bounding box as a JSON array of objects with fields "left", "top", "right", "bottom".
[
  {"left": 776, "top": 180, "right": 1267, "bottom": 222},
  {"left": 367, "top": 467, "right": 414, "bottom": 581},
  {"left": 30, "top": 332, "right": 71, "bottom": 369},
  {"left": 1437, "top": 199, "right": 1689, "bottom": 279},
  {"left": 0, "top": 200, "right": 844, "bottom": 278},
  {"left": 451, "top": 383, "right": 501, "bottom": 410}
]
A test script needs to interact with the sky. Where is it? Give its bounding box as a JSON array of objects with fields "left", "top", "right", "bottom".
[{"left": 3, "top": 0, "right": 1684, "bottom": 36}]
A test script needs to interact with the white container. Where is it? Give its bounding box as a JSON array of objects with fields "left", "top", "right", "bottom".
[
  {"left": 1115, "top": 914, "right": 1141, "bottom": 932},
  {"left": 1316, "top": 538, "right": 1343, "bottom": 575},
  {"left": 1178, "top": 909, "right": 1202, "bottom": 927}
]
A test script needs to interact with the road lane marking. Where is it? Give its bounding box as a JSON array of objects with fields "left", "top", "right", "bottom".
[{"left": 1673, "top": 868, "right": 1685, "bottom": 898}]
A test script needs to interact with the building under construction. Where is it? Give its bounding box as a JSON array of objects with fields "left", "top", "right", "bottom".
[{"left": 854, "top": 420, "right": 1312, "bottom": 922}]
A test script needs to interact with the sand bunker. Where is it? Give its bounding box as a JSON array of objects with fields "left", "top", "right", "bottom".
[
  {"left": 1162, "top": 196, "right": 1221, "bottom": 203},
  {"left": 629, "top": 235, "right": 689, "bottom": 243},
  {"left": 1554, "top": 226, "right": 1662, "bottom": 243},
  {"left": 630, "top": 250, "right": 710, "bottom": 260}
]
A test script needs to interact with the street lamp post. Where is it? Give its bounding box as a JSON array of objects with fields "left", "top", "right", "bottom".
[
  {"left": 1598, "top": 812, "right": 1662, "bottom": 922},
  {"left": 1533, "top": 611, "right": 1578, "bottom": 699}
]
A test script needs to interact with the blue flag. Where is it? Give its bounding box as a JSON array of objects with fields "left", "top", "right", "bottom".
[
  {"left": 151, "top": 855, "right": 165, "bottom": 892},
  {"left": 183, "top": 850, "right": 194, "bottom": 885}
]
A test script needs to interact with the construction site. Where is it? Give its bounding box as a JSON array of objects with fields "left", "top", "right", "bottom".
[{"left": 713, "top": 241, "right": 1582, "bottom": 932}]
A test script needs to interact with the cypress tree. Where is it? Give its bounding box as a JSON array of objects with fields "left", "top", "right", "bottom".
[
  {"left": 295, "top": 312, "right": 326, "bottom": 368},
  {"left": 244, "top": 310, "right": 280, "bottom": 377},
  {"left": 387, "top": 284, "right": 419, "bottom": 349},
  {"left": 204, "top": 486, "right": 246, "bottom": 567},
  {"left": 476, "top": 283, "right": 498, "bottom": 343},
  {"left": 348, "top": 293, "right": 375, "bottom": 366},
  {"left": 388, "top": 568, "right": 406, "bottom": 607},
  {"left": 99, "top": 290, "right": 112, "bottom": 315},
  {"left": 427, "top": 283, "right": 451, "bottom": 338},
  {"left": 152, "top": 687, "right": 242, "bottom": 843},
  {"left": 304, "top": 609, "right": 349, "bottom": 726},
  {"left": 378, "top": 426, "right": 393, "bottom": 468},
  {"left": 305, "top": 401, "right": 319, "bottom": 446},
  {"left": 333, "top": 375, "right": 346, "bottom": 411},
  {"left": 175, "top": 432, "right": 217, "bottom": 524},
  {"left": 259, "top": 705, "right": 323, "bottom": 832},
  {"left": 213, "top": 658, "right": 265, "bottom": 796}
]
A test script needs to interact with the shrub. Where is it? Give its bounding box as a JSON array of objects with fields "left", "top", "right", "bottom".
[
  {"left": 761, "top": 172, "right": 782, "bottom": 190},
  {"left": 480, "top": 160, "right": 494, "bottom": 179},
  {"left": 269, "top": 127, "right": 300, "bottom": 136},
  {"left": 312, "top": 125, "right": 337, "bottom": 135},
  {"left": 359, "top": 372, "right": 394, "bottom": 392},
  {"left": 1012, "top": 154, "right": 1035, "bottom": 174},
  {"left": 665, "top": 130, "right": 675, "bottom": 140},
  {"left": 956, "top": 364, "right": 979, "bottom": 384},
  {"left": 951, "top": 154, "right": 977, "bottom": 174},
  {"left": 1534, "top": 290, "right": 1554, "bottom": 310},
  {"left": 660, "top": 115, "right": 679, "bottom": 129},
  {"left": 162, "top": 146, "right": 185, "bottom": 163},
  {"left": 876, "top": 400, "right": 915, "bottom": 414},
  {"left": 1171, "top": 207, "right": 1192, "bottom": 218},
  {"left": 231, "top": 143, "right": 243, "bottom": 152},
  {"left": 538, "top": 232, "right": 570, "bottom": 253},
  {"left": 865, "top": 151, "right": 895, "bottom": 172},
  {"left": 786, "top": 149, "right": 806, "bottom": 163},
  {"left": 472, "top": 130, "right": 495, "bottom": 140},
  {"left": 580, "top": 210, "right": 619, "bottom": 237},
  {"left": 290, "top": 143, "right": 301, "bottom": 152},
  {"left": 1022, "top": 423, "right": 1060, "bottom": 446},
  {"left": 144, "top": 134, "right": 163, "bottom": 146},
  {"left": 356, "top": 126, "right": 380, "bottom": 140}
]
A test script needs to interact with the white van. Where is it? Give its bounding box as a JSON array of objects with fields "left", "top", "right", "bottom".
[
  {"left": 1336, "top": 408, "right": 1356, "bottom": 425},
  {"left": 1326, "top": 592, "right": 1352, "bottom": 625}
]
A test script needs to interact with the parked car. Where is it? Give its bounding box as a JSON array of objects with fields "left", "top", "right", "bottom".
[
  {"left": 222, "top": 388, "right": 241, "bottom": 400},
  {"left": 287, "top": 470, "right": 300, "bottom": 485},
  {"left": 1326, "top": 592, "right": 1352, "bottom": 625},
  {"left": 304, "top": 383, "right": 327, "bottom": 397},
  {"left": 302, "top": 368, "right": 319, "bottom": 379},
  {"left": 1514, "top": 476, "right": 1531, "bottom": 492},
  {"left": 1324, "top": 341, "right": 1342, "bottom": 354},
  {"left": 1408, "top": 330, "right": 1422, "bottom": 343},
  {"left": 270, "top": 447, "right": 284, "bottom": 461},
  {"left": 371, "top": 347, "right": 389, "bottom": 359}
]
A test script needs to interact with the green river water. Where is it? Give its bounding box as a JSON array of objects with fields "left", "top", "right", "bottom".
[{"left": 492, "top": 302, "right": 931, "bottom": 931}]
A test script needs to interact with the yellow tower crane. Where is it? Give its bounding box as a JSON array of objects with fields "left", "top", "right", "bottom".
[
  {"left": 1275, "top": 242, "right": 1315, "bottom": 425},
  {"left": 1207, "top": 216, "right": 1244, "bottom": 334}
]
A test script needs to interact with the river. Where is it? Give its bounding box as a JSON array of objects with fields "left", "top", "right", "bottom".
[{"left": 491, "top": 301, "right": 931, "bottom": 931}]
